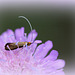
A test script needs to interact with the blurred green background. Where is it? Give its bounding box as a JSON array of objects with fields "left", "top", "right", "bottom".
[{"left": 0, "top": 7, "right": 74, "bottom": 74}]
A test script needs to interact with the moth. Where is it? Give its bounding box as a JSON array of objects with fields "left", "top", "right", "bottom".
[
  {"left": 5, "top": 16, "right": 33, "bottom": 51},
  {"left": 5, "top": 42, "right": 32, "bottom": 50}
]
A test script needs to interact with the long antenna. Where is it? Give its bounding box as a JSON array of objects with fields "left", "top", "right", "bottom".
[
  {"left": 18, "top": 16, "right": 32, "bottom": 31},
  {"left": 18, "top": 16, "right": 33, "bottom": 42}
]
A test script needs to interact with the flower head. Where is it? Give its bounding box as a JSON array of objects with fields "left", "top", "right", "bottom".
[{"left": 0, "top": 27, "right": 65, "bottom": 75}]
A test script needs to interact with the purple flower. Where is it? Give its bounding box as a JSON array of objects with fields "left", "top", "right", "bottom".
[{"left": 0, "top": 27, "right": 65, "bottom": 75}]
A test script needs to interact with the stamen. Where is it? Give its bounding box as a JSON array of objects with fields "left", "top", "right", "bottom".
[
  {"left": 8, "top": 34, "right": 15, "bottom": 42},
  {"left": 0, "top": 59, "right": 6, "bottom": 62},
  {"left": 8, "top": 35, "right": 14, "bottom": 37},
  {"left": 20, "top": 38, "right": 22, "bottom": 42},
  {"left": 24, "top": 33, "right": 27, "bottom": 37},
  {"left": 24, "top": 33, "right": 27, "bottom": 41}
]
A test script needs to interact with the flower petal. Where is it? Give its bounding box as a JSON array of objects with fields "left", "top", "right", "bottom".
[
  {"left": 44, "top": 50, "right": 58, "bottom": 61},
  {"left": 34, "top": 40, "right": 53, "bottom": 60},
  {"left": 0, "top": 27, "right": 65, "bottom": 75},
  {"left": 0, "top": 29, "right": 15, "bottom": 43},
  {"left": 54, "top": 71, "right": 65, "bottom": 75},
  {"left": 15, "top": 27, "right": 25, "bottom": 41},
  {"left": 50, "top": 69, "right": 65, "bottom": 75},
  {"left": 34, "top": 43, "right": 45, "bottom": 56},
  {"left": 27, "top": 29, "right": 38, "bottom": 42},
  {"left": 34, "top": 40, "right": 42, "bottom": 44},
  {"left": 30, "top": 43, "right": 37, "bottom": 53},
  {"left": 45, "top": 59, "right": 65, "bottom": 70},
  {"left": 6, "top": 29, "right": 16, "bottom": 42},
  {"left": 53, "top": 59, "right": 65, "bottom": 69}
]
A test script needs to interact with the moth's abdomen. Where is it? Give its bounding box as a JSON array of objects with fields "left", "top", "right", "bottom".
[{"left": 5, "top": 43, "right": 18, "bottom": 50}]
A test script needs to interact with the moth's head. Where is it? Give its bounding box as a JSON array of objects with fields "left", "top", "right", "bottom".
[{"left": 27, "top": 42, "right": 32, "bottom": 46}]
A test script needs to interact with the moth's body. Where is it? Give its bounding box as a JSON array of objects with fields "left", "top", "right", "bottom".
[{"left": 5, "top": 42, "right": 32, "bottom": 51}]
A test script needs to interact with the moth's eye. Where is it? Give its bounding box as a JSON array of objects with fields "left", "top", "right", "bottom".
[{"left": 29, "top": 42, "right": 31, "bottom": 44}]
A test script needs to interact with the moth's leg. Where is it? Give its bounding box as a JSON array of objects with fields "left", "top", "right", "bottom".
[
  {"left": 25, "top": 42, "right": 28, "bottom": 51},
  {"left": 15, "top": 41, "right": 19, "bottom": 48},
  {"left": 7, "top": 45, "right": 11, "bottom": 51}
]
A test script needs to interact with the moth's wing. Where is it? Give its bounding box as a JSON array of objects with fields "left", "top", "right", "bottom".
[{"left": 5, "top": 43, "right": 18, "bottom": 50}]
